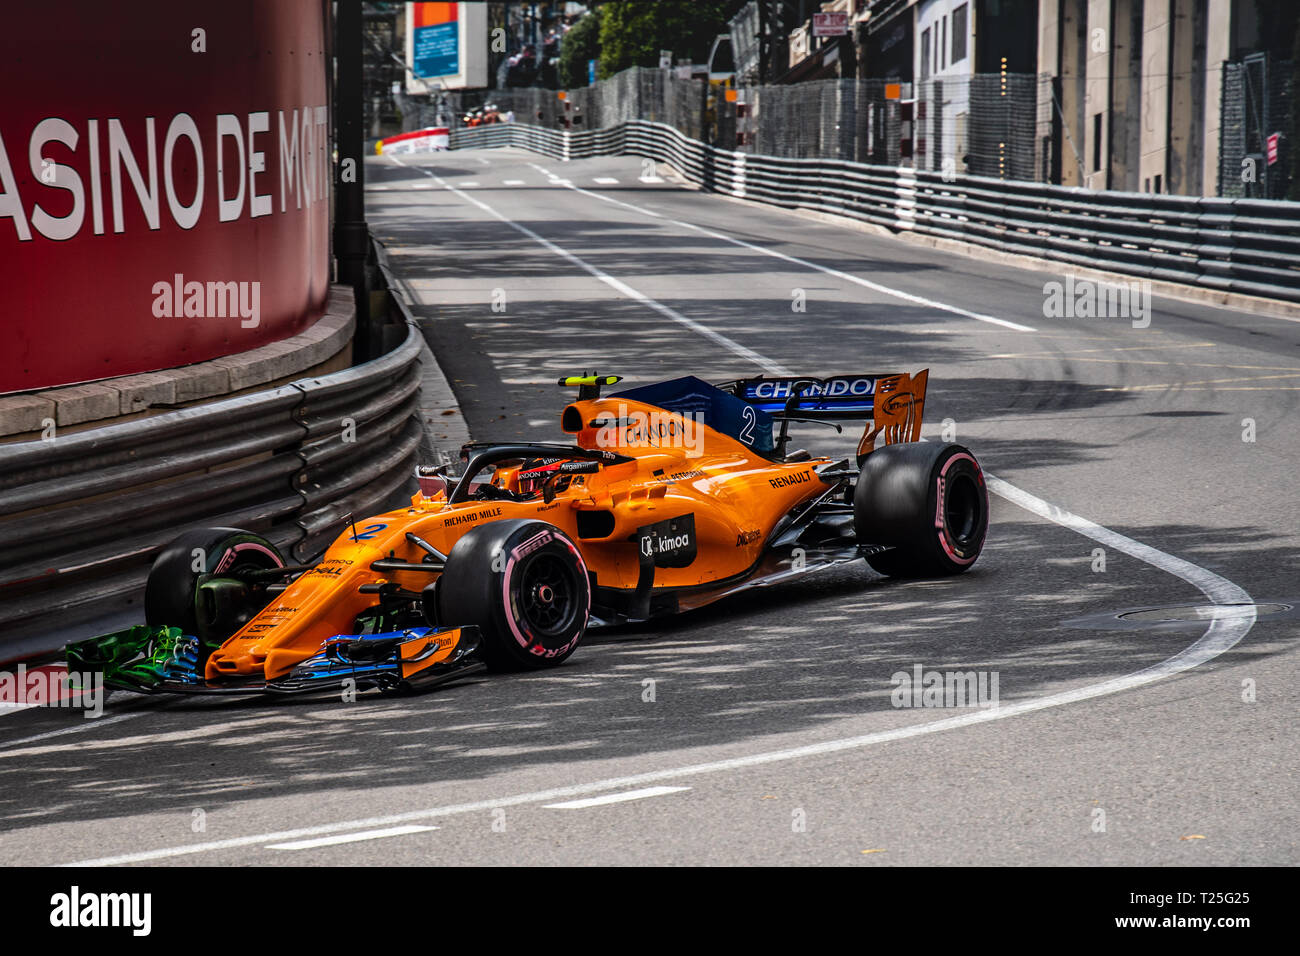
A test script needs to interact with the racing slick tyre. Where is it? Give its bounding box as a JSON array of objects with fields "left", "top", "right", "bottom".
[
  {"left": 144, "top": 527, "right": 286, "bottom": 641},
  {"left": 437, "top": 519, "right": 590, "bottom": 671},
  {"left": 853, "top": 442, "right": 988, "bottom": 578}
]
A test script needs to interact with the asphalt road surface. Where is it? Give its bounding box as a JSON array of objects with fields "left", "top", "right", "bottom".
[{"left": 3, "top": 146, "right": 1297, "bottom": 866}]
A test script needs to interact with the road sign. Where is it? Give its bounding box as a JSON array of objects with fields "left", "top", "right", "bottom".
[
  {"left": 812, "top": 12, "right": 849, "bottom": 37},
  {"left": 1267, "top": 132, "right": 1280, "bottom": 166}
]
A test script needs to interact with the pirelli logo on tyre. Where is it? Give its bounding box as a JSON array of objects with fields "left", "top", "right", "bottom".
[{"left": 637, "top": 513, "right": 697, "bottom": 568}]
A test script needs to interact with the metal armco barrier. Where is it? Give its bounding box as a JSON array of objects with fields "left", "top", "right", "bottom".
[
  {"left": 451, "top": 121, "right": 1300, "bottom": 304},
  {"left": 0, "top": 322, "right": 425, "bottom": 660}
]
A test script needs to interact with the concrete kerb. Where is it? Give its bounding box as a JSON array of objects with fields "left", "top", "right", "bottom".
[{"left": 2, "top": 285, "right": 356, "bottom": 439}]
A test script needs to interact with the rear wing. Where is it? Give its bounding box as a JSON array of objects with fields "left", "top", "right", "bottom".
[{"left": 721, "top": 371, "right": 928, "bottom": 460}]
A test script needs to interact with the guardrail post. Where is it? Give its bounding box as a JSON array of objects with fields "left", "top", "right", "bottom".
[{"left": 894, "top": 166, "right": 918, "bottom": 232}]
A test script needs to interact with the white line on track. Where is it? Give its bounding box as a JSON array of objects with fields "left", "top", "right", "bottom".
[
  {"left": 503, "top": 179, "right": 525, "bottom": 186},
  {"left": 544, "top": 786, "right": 690, "bottom": 809},
  {"left": 265, "top": 824, "right": 437, "bottom": 851},
  {"left": 593, "top": 177, "right": 619, "bottom": 184},
  {"left": 392, "top": 156, "right": 786, "bottom": 375},
  {"left": 638, "top": 175, "right": 664, "bottom": 183},
  {"left": 566, "top": 176, "right": 1037, "bottom": 332},
  {"left": 57, "top": 157, "right": 1253, "bottom": 866},
  {"left": 457, "top": 181, "right": 480, "bottom": 187}
]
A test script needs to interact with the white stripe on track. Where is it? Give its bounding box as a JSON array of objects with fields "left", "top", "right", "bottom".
[
  {"left": 266, "top": 825, "right": 437, "bottom": 851},
  {"left": 544, "top": 786, "right": 690, "bottom": 809},
  {"left": 568, "top": 176, "right": 1037, "bottom": 331},
  {"left": 392, "top": 156, "right": 787, "bottom": 375}
]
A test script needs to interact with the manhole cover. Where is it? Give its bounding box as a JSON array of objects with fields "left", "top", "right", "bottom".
[
  {"left": 1118, "top": 603, "right": 1290, "bottom": 623},
  {"left": 1064, "top": 601, "right": 1297, "bottom": 631}
]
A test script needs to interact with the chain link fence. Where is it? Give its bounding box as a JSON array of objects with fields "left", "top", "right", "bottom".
[
  {"left": 744, "top": 74, "right": 1038, "bottom": 178},
  {"left": 1219, "top": 55, "right": 1297, "bottom": 201},
  {"left": 397, "top": 66, "right": 1042, "bottom": 179}
]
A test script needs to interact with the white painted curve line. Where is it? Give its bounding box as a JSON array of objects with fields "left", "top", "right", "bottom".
[
  {"left": 457, "top": 181, "right": 480, "bottom": 187},
  {"left": 544, "top": 786, "right": 690, "bottom": 809},
  {"left": 639, "top": 175, "right": 664, "bottom": 183},
  {"left": 266, "top": 824, "right": 437, "bottom": 851},
  {"left": 389, "top": 156, "right": 787, "bottom": 376},
  {"left": 64, "top": 471, "right": 1256, "bottom": 866},
  {"left": 568, "top": 179, "right": 1036, "bottom": 332},
  {"left": 503, "top": 179, "right": 525, "bottom": 186},
  {"left": 66, "top": 159, "right": 1253, "bottom": 868},
  {"left": 593, "top": 177, "right": 619, "bottom": 184}
]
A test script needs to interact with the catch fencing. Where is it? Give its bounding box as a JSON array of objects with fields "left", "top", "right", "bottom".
[{"left": 401, "top": 66, "right": 1042, "bottom": 180}]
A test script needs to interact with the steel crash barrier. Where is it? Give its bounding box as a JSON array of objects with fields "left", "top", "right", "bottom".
[
  {"left": 0, "top": 322, "right": 426, "bottom": 660},
  {"left": 450, "top": 120, "right": 1300, "bottom": 305}
]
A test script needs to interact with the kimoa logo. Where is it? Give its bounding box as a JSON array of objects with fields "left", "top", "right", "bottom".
[
  {"left": 641, "top": 532, "right": 691, "bottom": 556},
  {"left": 49, "top": 886, "right": 151, "bottom": 936}
]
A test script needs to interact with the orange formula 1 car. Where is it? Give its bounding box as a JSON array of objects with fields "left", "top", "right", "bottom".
[{"left": 68, "top": 371, "right": 989, "bottom": 695}]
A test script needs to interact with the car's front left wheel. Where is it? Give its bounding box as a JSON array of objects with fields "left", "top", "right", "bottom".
[{"left": 437, "top": 519, "right": 590, "bottom": 670}]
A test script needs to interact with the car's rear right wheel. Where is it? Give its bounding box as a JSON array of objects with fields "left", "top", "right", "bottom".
[{"left": 853, "top": 442, "right": 989, "bottom": 577}]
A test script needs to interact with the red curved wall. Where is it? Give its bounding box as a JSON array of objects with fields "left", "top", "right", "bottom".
[{"left": 0, "top": 1, "right": 331, "bottom": 394}]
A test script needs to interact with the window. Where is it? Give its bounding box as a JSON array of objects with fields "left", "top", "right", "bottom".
[
  {"left": 952, "top": 4, "right": 968, "bottom": 63},
  {"left": 1153, "top": 174, "right": 1162, "bottom": 193},
  {"left": 920, "top": 28, "right": 930, "bottom": 80},
  {"left": 1092, "top": 113, "right": 1103, "bottom": 172},
  {"left": 940, "top": 17, "right": 947, "bottom": 70}
]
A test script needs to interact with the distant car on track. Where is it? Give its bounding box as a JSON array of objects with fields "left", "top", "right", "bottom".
[{"left": 69, "top": 370, "right": 989, "bottom": 696}]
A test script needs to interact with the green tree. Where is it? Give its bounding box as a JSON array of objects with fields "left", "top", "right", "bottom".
[
  {"left": 559, "top": 9, "right": 603, "bottom": 88},
  {"left": 597, "top": 0, "right": 744, "bottom": 79}
]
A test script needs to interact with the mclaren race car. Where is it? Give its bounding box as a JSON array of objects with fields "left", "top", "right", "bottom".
[{"left": 68, "top": 370, "right": 989, "bottom": 696}]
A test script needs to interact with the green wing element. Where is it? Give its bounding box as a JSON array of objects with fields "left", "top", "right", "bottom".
[{"left": 67, "top": 625, "right": 213, "bottom": 692}]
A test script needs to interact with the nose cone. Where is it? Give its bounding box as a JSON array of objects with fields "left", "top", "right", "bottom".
[{"left": 204, "top": 647, "right": 266, "bottom": 680}]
